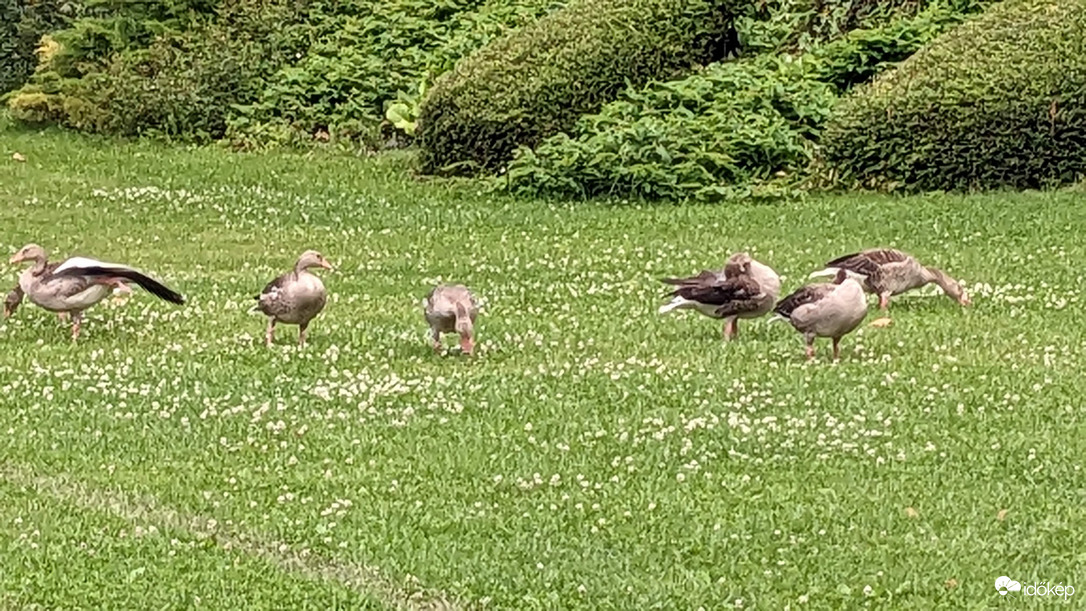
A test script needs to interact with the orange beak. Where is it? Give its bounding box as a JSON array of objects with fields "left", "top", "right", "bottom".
[
  {"left": 960, "top": 295, "right": 972, "bottom": 306},
  {"left": 459, "top": 335, "right": 474, "bottom": 355},
  {"left": 321, "top": 260, "right": 334, "bottom": 271},
  {"left": 9, "top": 253, "right": 23, "bottom": 264}
]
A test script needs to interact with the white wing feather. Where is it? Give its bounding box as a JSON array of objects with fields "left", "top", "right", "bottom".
[{"left": 54, "top": 256, "right": 137, "bottom": 274}]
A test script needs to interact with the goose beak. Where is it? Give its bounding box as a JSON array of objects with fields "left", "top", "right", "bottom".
[
  {"left": 960, "top": 295, "right": 972, "bottom": 306},
  {"left": 459, "top": 335, "right": 475, "bottom": 355},
  {"left": 9, "top": 253, "right": 22, "bottom": 264},
  {"left": 321, "top": 260, "right": 335, "bottom": 271}
]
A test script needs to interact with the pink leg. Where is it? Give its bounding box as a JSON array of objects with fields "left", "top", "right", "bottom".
[
  {"left": 722, "top": 318, "right": 737, "bottom": 341},
  {"left": 878, "top": 293, "right": 889, "bottom": 310},
  {"left": 70, "top": 311, "right": 83, "bottom": 341},
  {"left": 57, "top": 312, "right": 70, "bottom": 322},
  {"left": 805, "top": 341, "right": 815, "bottom": 361},
  {"left": 265, "top": 319, "right": 276, "bottom": 347},
  {"left": 431, "top": 330, "right": 443, "bottom": 353},
  {"left": 832, "top": 337, "right": 841, "bottom": 361}
]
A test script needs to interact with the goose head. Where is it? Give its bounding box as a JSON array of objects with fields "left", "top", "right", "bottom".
[
  {"left": 296, "top": 250, "right": 334, "bottom": 272},
  {"left": 9, "top": 244, "right": 46, "bottom": 265},
  {"left": 926, "top": 267, "right": 970, "bottom": 306},
  {"left": 724, "top": 252, "right": 753, "bottom": 276},
  {"left": 455, "top": 316, "right": 475, "bottom": 355}
]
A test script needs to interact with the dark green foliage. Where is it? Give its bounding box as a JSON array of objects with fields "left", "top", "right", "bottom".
[
  {"left": 501, "top": 0, "right": 987, "bottom": 201},
  {"left": 809, "top": 0, "right": 991, "bottom": 92},
  {"left": 231, "top": 0, "right": 560, "bottom": 146},
  {"left": 0, "top": 0, "right": 79, "bottom": 94},
  {"left": 9, "top": 0, "right": 309, "bottom": 141},
  {"left": 821, "top": 0, "right": 1086, "bottom": 192},
  {"left": 7, "top": 0, "right": 564, "bottom": 145},
  {"left": 416, "top": 0, "right": 738, "bottom": 174},
  {"left": 84, "top": 28, "right": 270, "bottom": 139},
  {"left": 504, "top": 55, "right": 836, "bottom": 201}
]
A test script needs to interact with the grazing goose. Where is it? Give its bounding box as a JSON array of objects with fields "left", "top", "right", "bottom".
[
  {"left": 424, "top": 284, "right": 478, "bottom": 355},
  {"left": 773, "top": 269, "right": 868, "bottom": 361},
  {"left": 6, "top": 243, "right": 184, "bottom": 340},
  {"left": 809, "top": 248, "right": 970, "bottom": 310},
  {"left": 659, "top": 252, "right": 781, "bottom": 340},
  {"left": 253, "top": 250, "right": 332, "bottom": 347}
]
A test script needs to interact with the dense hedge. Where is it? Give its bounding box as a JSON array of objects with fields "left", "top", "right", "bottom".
[
  {"left": 416, "top": 0, "right": 738, "bottom": 174},
  {"left": 0, "top": 0, "right": 78, "bottom": 94},
  {"left": 230, "top": 0, "right": 560, "bottom": 147},
  {"left": 7, "top": 0, "right": 563, "bottom": 145},
  {"left": 504, "top": 55, "right": 836, "bottom": 201},
  {"left": 8, "top": 0, "right": 308, "bottom": 140},
  {"left": 821, "top": 0, "right": 1086, "bottom": 192},
  {"left": 502, "top": 0, "right": 989, "bottom": 201}
]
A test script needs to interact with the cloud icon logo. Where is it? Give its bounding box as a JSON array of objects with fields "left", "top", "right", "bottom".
[{"left": 995, "top": 576, "right": 1022, "bottom": 595}]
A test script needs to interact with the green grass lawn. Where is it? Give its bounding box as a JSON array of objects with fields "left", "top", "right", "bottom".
[{"left": 0, "top": 124, "right": 1083, "bottom": 610}]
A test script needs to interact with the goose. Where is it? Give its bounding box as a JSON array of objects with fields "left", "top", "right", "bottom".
[
  {"left": 809, "top": 248, "right": 970, "bottom": 310},
  {"left": 253, "top": 250, "right": 332, "bottom": 347},
  {"left": 773, "top": 269, "right": 868, "bottom": 361},
  {"left": 424, "top": 284, "right": 478, "bottom": 355},
  {"left": 6, "top": 244, "right": 184, "bottom": 340},
  {"left": 659, "top": 252, "right": 781, "bottom": 340}
]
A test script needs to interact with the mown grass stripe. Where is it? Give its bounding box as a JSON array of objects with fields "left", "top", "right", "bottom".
[{"left": 0, "top": 463, "right": 463, "bottom": 611}]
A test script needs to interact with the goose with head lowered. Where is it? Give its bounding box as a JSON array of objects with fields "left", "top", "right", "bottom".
[
  {"left": 773, "top": 269, "right": 868, "bottom": 361},
  {"left": 424, "top": 284, "right": 479, "bottom": 355},
  {"left": 253, "top": 250, "right": 333, "bottom": 348},
  {"left": 658, "top": 252, "right": 781, "bottom": 341},
  {"left": 809, "top": 248, "right": 970, "bottom": 311},
  {"left": 6, "top": 244, "right": 185, "bottom": 340}
]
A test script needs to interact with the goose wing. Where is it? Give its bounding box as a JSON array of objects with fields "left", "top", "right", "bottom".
[
  {"left": 773, "top": 283, "right": 836, "bottom": 320},
  {"left": 52, "top": 257, "right": 185, "bottom": 304},
  {"left": 659, "top": 268, "right": 723, "bottom": 287},
  {"left": 670, "top": 275, "right": 760, "bottom": 305},
  {"left": 255, "top": 272, "right": 293, "bottom": 315},
  {"left": 825, "top": 249, "right": 909, "bottom": 277}
]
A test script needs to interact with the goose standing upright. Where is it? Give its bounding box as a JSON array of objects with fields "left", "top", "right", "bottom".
[
  {"left": 659, "top": 252, "right": 781, "bottom": 340},
  {"left": 809, "top": 248, "right": 970, "bottom": 310},
  {"left": 424, "top": 284, "right": 478, "bottom": 355},
  {"left": 6, "top": 244, "right": 185, "bottom": 340},
  {"left": 773, "top": 269, "right": 868, "bottom": 361},
  {"left": 254, "top": 250, "right": 332, "bottom": 347}
]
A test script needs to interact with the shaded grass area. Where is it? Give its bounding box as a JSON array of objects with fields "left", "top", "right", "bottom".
[
  {"left": 0, "top": 124, "right": 1083, "bottom": 608},
  {"left": 0, "top": 477, "right": 382, "bottom": 609}
]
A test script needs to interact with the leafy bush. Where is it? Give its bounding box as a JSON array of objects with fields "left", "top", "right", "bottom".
[
  {"left": 821, "top": 0, "right": 1086, "bottom": 192},
  {"left": 501, "top": 0, "right": 988, "bottom": 201},
  {"left": 416, "top": 0, "right": 738, "bottom": 174},
  {"left": 7, "top": 0, "right": 564, "bottom": 145},
  {"left": 230, "top": 0, "right": 564, "bottom": 146},
  {"left": 8, "top": 0, "right": 314, "bottom": 141},
  {"left": 504, "top": 55, "right": 836, "bottom": 200},
  {"left": 0, "top": 0, "right": 79, "bottom": 94}
]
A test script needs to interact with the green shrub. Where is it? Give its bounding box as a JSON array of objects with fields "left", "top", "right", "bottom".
[
  {"left": 0, "top": 0, "right": 79, "bottom": 94},
  {"left": 736, "top": 0, "right": 930, "bottom": 56},
  {"left": 500, "top": 0, "right": 987, "bottom": 201},
  {"left": 821, "top": 0, "right": 1086, "bottom": 192},
  {"left": 84, "top": 29, "right": 267, "bottom": 139},
  {"left": 8, "top": 0, "right": 563, "bottom": 146},
  {"left": 504, "top": 55, "right": 836, "bottom": 200},
  {"left": 8, "top": 0, "right": 310, "bottom": 141},
  {"left": 416, "top": 0, "right": 738, "bottom": 174},
  {"left": 235, "top": 0, "right": 562, "bottom": 145}
]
